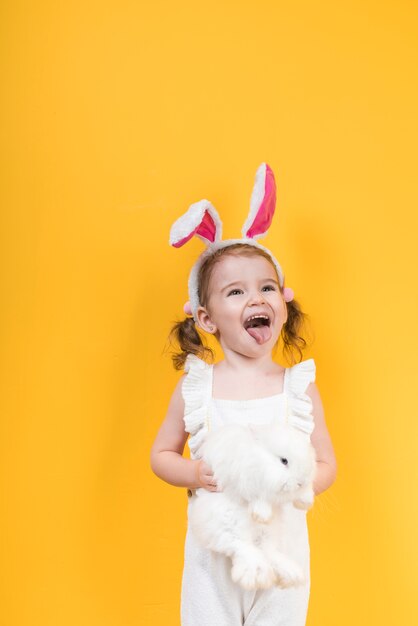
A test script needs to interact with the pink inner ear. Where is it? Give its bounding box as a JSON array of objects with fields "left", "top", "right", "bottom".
[
  {"left": 246, "top": 165, "right": 276, "bottom": 238},
  {"left": 196, "top": 210, "right": 217, "bottom": 242},
  {"left": 172, "top": 210, "right": 217, "bottom": 248}
]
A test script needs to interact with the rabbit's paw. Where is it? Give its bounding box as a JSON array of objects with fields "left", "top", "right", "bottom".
[
  {"left": 293, "top": 487, "right": 314, "bottom": 511},
  {"left": 293, "top": 497, "right": 313, "bottom": 511},
  {"left": 231, "top": 550, "right": 276, "bottom": 590},
  {"left": 269, "top": 550, "right": 305, "bottom": 588},
  {"left": 249, "top": 500, "right": 273, "bottom": 524}
]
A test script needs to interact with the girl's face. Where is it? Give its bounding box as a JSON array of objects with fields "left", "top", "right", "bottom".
[{"left": 197, "top": 253, "right": 288, "bottom": 359}]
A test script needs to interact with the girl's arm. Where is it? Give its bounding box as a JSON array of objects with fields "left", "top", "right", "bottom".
[
  {"left": 150, "top": 375, "right": 218, "bottom": 491},
  {"left": 307, "top": 382, "right": 337, "bottom": 496}
]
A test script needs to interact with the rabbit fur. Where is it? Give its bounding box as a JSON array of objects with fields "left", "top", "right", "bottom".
[{"left": 188, "top": 422, "right": 316, "bottom": 591}]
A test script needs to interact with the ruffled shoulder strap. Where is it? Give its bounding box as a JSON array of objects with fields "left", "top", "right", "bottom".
[
  {"left": 181, "top": 354, "right": 213, "bottom": 459},
  {"left": 284, "top": 358, "right": 316, "bottom": 435}
]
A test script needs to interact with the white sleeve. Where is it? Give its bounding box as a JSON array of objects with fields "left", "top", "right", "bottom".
[
  {"left": 284, "top": 358, "right": 316, "bottom": 435},
  {"left": 181, "top": 354, "right": 212, "bottom": 459}
]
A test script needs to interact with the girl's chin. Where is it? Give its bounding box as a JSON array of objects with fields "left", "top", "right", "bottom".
[
  {"left": 223, "top": 339, "right": 278, "bottom": 357},
  {"left": 219, "top": 327, "right": 281, "bottom": 354}
]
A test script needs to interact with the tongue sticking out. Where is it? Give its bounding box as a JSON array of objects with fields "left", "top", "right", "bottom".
[{"left": 246, "top": 325, "right": 272, "bottom": 345}]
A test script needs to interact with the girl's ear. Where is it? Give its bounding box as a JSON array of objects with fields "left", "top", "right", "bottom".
[
  {"left": 282, "top": 294, "right": 289, "bottom": 324},
  {"left": 195, "top": 306, "right": 217, "bottom": 334},
  {"left": 241, "top": 163, "right": 277, "bottom": 240},
  {"left": 170, "top": 200, "right": 223, "bottom": 248}
]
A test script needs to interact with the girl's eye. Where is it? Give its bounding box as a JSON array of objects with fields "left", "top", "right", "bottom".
[{"left": 227, "top": 286, "right": 275, "bottom": 296}]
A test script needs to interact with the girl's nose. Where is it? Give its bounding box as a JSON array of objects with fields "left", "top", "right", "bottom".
[{"left": 248, "top": 291, "right": 265, "bottom": 305}]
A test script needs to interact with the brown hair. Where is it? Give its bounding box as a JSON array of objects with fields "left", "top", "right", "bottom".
[{"left": 168, "top": 244, "right": 310, "bottom": 369}]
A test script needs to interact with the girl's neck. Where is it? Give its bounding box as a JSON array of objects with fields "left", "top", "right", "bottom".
[{"left": 216, "top": 349, "right": 276, "bottom": 375}]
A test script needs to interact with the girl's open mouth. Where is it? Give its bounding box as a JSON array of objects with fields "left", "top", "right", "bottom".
[{"left": 243, "top": 314, "right": 272, "bottom": 345}]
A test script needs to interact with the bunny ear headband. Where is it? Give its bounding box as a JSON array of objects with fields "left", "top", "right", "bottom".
[{"left": 169, "top": 163, "right": 294, "bottom": 327}]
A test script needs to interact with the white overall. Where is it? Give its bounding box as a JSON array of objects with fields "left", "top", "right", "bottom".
[{"left": 180, "top": 354, "right": 316, "bottom": 626}]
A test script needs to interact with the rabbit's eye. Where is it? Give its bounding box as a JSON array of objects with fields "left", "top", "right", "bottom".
[{"left": 280, "top": 457, "right": 288, "bottom": 466}]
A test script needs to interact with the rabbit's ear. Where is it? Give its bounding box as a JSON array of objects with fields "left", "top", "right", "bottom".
[
  {"left": 170, "top": 200, "right": 222, "bottom": 247},
  {"left": 241, "top": 163, "right": 276, "bottom": 239}
]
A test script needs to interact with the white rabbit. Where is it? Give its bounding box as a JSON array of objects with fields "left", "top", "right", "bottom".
[{"left": 188, "top": 422, "right": 316, "bottom": 590}]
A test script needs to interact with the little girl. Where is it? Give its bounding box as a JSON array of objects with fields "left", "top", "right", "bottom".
[{"left": 150, "top": 164, "right": 337, "bottom": 626}]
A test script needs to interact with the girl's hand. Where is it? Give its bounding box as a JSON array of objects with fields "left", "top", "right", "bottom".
[{"left": 195, "top": 460, "right": 220, "bottom": 492}]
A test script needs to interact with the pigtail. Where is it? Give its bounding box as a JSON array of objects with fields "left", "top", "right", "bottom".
[
  {"left": 281, "top": 298, "right": 310, "bottom": 365},
  {"left": 169, "top": 317, "right": 214, "bottom": 370}
]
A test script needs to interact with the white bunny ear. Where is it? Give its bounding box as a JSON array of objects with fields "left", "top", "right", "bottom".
[
  {"left": 170, "top": 200, "right": 223, "bottom": 248},
  {"left": 241, "top": 163, "right": 277, "bottom": 239}
]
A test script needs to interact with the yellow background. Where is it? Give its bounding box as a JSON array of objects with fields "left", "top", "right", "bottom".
[{"left": 1, "top": 1, "right": 417, "bottom": 624}]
